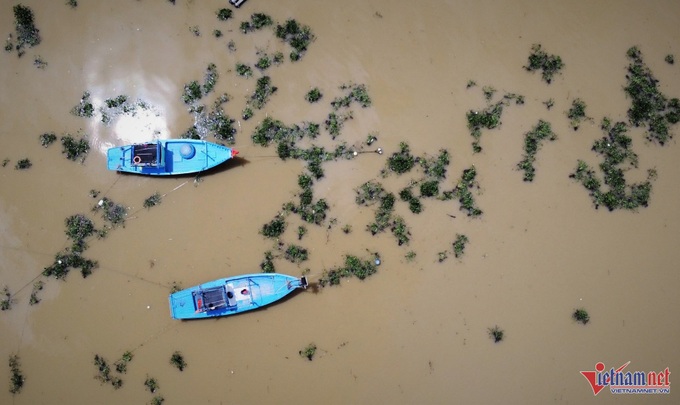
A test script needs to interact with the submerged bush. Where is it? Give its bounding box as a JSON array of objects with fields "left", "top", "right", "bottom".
[
  {"left": 275, "top": 18, "right": 315, "bottom": 61},
  {"left": 29, "top": 280, "right": 43, "bottom": 305},
  {"left": 299, "top": 343, "right": 317, "bottom": 361},
  {"left": 13, "top": 4, "right": 41, "bottom": 56},
  {"left": 9, "top": 355, "right": 25, "bottom": 394},
  {"left": 517, "top": 120, "right": 557, "bottom": 182},
  {"left": 216, "top": 8, "right": 232, "bottom": 21},
  {"left": 319, "top": 254, "right": 378, "bottom": 287},
  {"left": 573, "top": 308, "right": 590, "bottom": 324},
  {"left": 182, "top": 81, "right": 201, "bottom": 104},
  {"left": 14, "top": 158, "right": 32, "bottom": 170},
  {"left": 524, "top": 44, "right": 564, "bottom": 83},
  {"left": 285, "top": 244, "right": 309, "bottom": 263},
  {"left": 450, "top": 166, "right": 483, "bottom": 217},
  {"left": 466, "top": 94, "right": 515, "bottom": 153},
  {"left": 39, "top": 132, "right": 57, "bottom": 147},
  {"left": 1, "top": 286, "right": 13, "bottom": 311},
  {"left": 567, "top": 98, "right": 590, "bottom": 130},
  {"left": 305, "top": 87, "right": 322, "bottom": 103},
  {"left": 570, "top": 119, "right": 655, "bottom": 211},
  {"left": 452, "top": 234, "right": 469, "bottom": 258},
  {"left": 170, "top": 351, "right": 187, "bottom": 371},
  {"left": 60, "top": 134, "right": 90, "bottom": 162},
  {"left": 260, "top": 251, "right": 276, "bottom": 273},
  {"left": 386, "top": 142, "right": 415, "bottom": 174},
  {"left": 182, "top": 64, "right": 218, "bottom": 104},
  {"left": 93, "top": 197, "right": 127, "bottom": 226},
  {"left": 65, "top": 214, "right": 95, "bottom": 241},
  {"left": 235, "top": 63, "right": 253, "bottom": 78},
  {"left": 144, "top": 376, "right": 159, "bottom": 393},
  {"left": 625, "top": 46, "right": 680, "bottom": 145},
  {"left": 94, "top": 354, "right": 122, "bottom": 389},
  {"left": 43, "top": 251, "right": 98, "bottom": 279},
  {"left": 240, "top": 13, "right": 273, "bottom": 33},
  {"left": 488, "top": 326, "right": 504, "bottom": 343},
  {"left": 261, "top": 217, "right": 286, "bottom": 238},
  {"left": 331, "top": 83, "right": 371, "bottom": 109},
  {"left": 143, "top": 192, "right": 162, "bottom": 209},
  {"left": 249, "top": 76, "right": 278, "bottom": 109}
]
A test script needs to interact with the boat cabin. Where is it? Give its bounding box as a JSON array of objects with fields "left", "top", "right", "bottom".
[
  {"left": 132, "top": 142, "right": 163, "bottom": 167},
  {"left": 193, "top": 284, "right": 237, "bottom": 312}
]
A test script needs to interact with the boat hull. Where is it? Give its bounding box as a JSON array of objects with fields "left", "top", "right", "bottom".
[
  {"left": 107, "top": 139, "right": 237, "bottom": 175},
  {"left": 169, "top": 273, "right": 306, "bottom": 320}
]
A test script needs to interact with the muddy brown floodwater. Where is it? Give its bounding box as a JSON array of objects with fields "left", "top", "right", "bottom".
[{"left": 1, "top": 0, "right": 679, "bottom": 404}]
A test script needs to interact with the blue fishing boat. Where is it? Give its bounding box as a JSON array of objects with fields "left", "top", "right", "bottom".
[
  {"left": 169, "top": 273, "right": 308, "bottom": 320},
  {"left": 107, "top": 139, "right": 238, "bottom": 175}
]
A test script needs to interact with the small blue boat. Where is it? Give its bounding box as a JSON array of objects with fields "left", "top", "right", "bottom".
[
  {"left": 107, "top": 139, "right": 238, "bottom": 175},
  {"left": 169, "top": 273, "right": 308, "bottom": 320}
]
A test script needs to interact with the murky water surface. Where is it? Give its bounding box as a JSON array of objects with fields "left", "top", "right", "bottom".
[{"left": 1, "top": 0, "right": 679, "bottom": 404}]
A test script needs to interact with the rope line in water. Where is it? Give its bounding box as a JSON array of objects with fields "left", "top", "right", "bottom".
[{"left": 5, "top": 177, "right": 189, "bottom": 301}]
